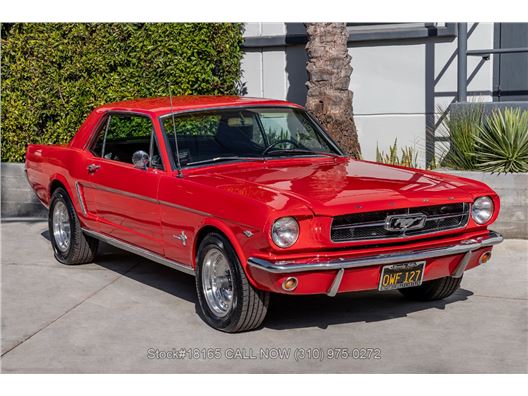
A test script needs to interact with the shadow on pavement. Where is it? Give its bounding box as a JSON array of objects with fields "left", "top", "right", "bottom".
[
  {"left": 1, "top": 217, "right": 47, "bottom": 224},
  {"left": 41, "top": 229, "right": 50, "bottom": 241},
  {"left": 39, "top": 228, "right": 474, "bottom": 331},
  {"left": 265, "top": 288, "right": 473, "bottom": 330},
  {"left": 96, "top": 243, "right": 197, "bottom": 304}
]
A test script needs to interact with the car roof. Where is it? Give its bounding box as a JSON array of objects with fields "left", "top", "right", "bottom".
[{"left": 96, "top": 96, "right": 303, "bottom": 116}]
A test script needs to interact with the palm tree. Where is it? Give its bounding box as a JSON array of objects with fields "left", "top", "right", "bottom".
[{"left": 305, "top": 23, "right": 361, "bottom": 158}]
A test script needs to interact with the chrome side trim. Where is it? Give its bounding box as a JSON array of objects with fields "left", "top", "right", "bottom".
[
  {"left": 158, "top": 199, "right": 212, "bottom": 217},
  {"left": 82, "top": 228, "right": 195, "bottom": 276},
  {"left": 79, "top": 182, "right": 212, "bottom": 217},
  {"left": 247, "top": 231, "right": 503, "bottom": 274},
  {"left": 75, "top": 182, "right": 87, "bottom": 216},
  {"left": 79, "top": 181, "right": 256, "bottom": 229},
  {"left": 80, "top": 182, "right": 159, "bottom": 204}
]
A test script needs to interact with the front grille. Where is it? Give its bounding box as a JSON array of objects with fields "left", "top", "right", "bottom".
[{"left": 331, "top": 203, "right": 470, "bottom": 242}]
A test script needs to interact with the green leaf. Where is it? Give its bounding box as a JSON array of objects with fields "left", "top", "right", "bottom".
[{"left": 1, "top": 23, "right": 244, "bottom": 162}]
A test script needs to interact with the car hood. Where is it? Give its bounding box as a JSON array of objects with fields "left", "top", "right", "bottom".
[{"left": 188, "top": 157, "right": 488, "bottom": 216}]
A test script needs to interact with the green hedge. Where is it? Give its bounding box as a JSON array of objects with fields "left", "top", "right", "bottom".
[{"left": 1, "top": 23, "right": 244, "bottom": 162}]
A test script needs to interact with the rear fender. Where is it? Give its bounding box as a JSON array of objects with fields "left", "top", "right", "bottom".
[{"left": 48, "top": 173, "right": 84, "bottom": 219}]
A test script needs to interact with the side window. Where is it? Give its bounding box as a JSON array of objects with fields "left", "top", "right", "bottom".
[{"left": 90, "top": 113, "right": 163, "bottom": 170}]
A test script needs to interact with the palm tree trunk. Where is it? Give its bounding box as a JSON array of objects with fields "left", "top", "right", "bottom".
[{"left": 305, "top": 23, "right": 361, "bottom": 158}]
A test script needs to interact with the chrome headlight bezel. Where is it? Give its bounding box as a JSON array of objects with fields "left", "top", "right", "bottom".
[
  {"left": 472, "top": 196, "right": 494, "bottom": 225},
  {"left": 271, "top": 217, "right": 299, "bottom": 248}
]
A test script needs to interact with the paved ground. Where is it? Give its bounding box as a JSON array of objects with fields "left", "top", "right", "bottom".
[{"left": 1, "top": 219, "right": 527, "bottom": 373}]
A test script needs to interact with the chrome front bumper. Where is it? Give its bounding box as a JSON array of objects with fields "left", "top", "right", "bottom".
[
  {"left": 248, "top": 231, "right": 503, "bottom": 274},
  {"left": 248, "top": 231, "right": 503, "bottom": 295}
]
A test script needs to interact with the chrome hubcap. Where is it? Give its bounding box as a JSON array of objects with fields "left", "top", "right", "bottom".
[
  {"left": 202, "top": 248, "right": 234, "bottom": 318},
  {"left": 52, "top": 201, "right": 71, "bottom": 253}
]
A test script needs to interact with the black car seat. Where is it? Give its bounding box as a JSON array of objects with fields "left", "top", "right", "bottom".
[{"left": 215, "top": 116, "right": 263, "bottom": 155}]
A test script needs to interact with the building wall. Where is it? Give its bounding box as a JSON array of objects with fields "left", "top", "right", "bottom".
[{"left": 241, "top": 23, "right": 495, "bottom": 167}]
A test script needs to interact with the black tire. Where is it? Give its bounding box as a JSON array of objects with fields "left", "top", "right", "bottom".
[
  {"left": 195, "top": 232, "right": 270, "bottom": 333},
  {"left": 48, "top": 187, "right": 98, "bottom": 265},
  {"left": 398, "top": 275, "right": 463, "bottom": 301}
]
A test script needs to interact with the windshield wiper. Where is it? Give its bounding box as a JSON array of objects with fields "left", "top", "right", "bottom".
[
  {"left": 263, "top": 149, "right": 339, "bottom": 158},
  {"left": 187, "top": 156, "right": 265, "bottom": 166},
  {"left": 187, "top": 151, "right": 339, "bottom": 167}
]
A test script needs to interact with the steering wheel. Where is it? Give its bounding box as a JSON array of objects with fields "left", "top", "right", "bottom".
[{"left": 262, "top": 139, "right": 301, "bottom": 156}]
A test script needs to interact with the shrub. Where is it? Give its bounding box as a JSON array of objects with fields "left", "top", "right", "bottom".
[
  {"left": 437, "top": 105, "right": 484, "bottom": 170},
  {"left": 476, "top": 108, "right": 528, "bottom": 173},
  {"left": 436, "top": 105, "right": 528, "bottom": 174},
  {"left": 1, "top": 23, "right": 244, "bottom": 162},
  {"left": 376, "top": 139, "right": 419, "bottom": 168}
]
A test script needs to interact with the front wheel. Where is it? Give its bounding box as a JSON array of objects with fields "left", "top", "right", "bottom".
[
  {"left": 398, "top": 275, "right": 463, "bottom": 301},
  {"left": 195, "top": 233, "right": 269, "bottom": 333}
]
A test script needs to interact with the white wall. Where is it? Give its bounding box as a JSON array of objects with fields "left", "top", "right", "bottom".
[{"left": 241, "top": 23, "right": 495, "bottom": 167}]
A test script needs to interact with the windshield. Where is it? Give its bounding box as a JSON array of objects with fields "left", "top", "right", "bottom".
[{"left": 161, "top": 107, "right": 340, "bottom": 167}]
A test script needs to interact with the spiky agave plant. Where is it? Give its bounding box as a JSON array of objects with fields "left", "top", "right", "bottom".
[
  {"left": 437, "top": 105, "right": 484, "bottom": 170},
  {"left": 476, "top": 108, "right": 528, "bottom": 174}
]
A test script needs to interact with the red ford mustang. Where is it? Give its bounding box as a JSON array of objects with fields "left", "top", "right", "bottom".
[{"left": 25, "top": 96, "right": 503, "bottom": 332}]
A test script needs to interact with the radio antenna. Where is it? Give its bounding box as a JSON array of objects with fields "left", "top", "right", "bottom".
[{"left": 169, "top": 86, "right": 183, "bottom": 178}]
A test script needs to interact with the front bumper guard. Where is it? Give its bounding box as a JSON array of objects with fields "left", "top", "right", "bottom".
[{"left": 247, "top": 231, "right": 503, "bottom": 296}]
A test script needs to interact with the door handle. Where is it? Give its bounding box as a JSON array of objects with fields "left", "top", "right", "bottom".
[{"left": 87, "top": 164, "right": 100, "bottom": 173}]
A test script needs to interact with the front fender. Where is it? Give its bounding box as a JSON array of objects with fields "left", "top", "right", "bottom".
[{"left": 193, "top": 217, "right": 267, "bottom": 289}]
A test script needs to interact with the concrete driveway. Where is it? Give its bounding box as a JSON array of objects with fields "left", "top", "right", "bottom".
[{"left": 1, "top": 219, "right": 527, "bottom": 373}]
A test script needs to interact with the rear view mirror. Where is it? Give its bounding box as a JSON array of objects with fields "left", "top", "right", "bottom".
[{"left": 132, "top": 150, "right": 150, "bottom": 170}]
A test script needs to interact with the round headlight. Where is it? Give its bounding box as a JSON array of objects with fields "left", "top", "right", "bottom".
[
  {"left": 271, "top": 217, "right": 299, "bottom": 248},
  {"left": 472, "top": 196, "right": 494, "bottom": 224}
]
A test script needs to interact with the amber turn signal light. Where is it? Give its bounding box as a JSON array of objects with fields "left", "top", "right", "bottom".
[
  {"left": 281, "top": 277, "right": 298, "bottom": 291},
  {"left": 479, "top": 251, "right": 492, "bottom": 264}
]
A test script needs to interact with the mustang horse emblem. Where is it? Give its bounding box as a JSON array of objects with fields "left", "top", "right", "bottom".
[{"left": 385, "top": 214, "right": 427, "bottom": 232}]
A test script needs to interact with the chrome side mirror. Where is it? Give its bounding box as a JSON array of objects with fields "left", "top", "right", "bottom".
[{"left": 132, "top": 150, "right": 150, "bottom": 170}]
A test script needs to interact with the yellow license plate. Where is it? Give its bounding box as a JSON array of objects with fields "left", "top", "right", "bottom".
[{"left": 378, "top": 261, "right": 425, "bottom": 291}]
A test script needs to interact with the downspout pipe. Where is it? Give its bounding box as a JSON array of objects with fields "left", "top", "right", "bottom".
[{"left": 457, "top": 23, "right": 468, "bottom": 102}]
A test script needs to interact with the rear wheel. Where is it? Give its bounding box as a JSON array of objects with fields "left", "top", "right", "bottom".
[
  {"left": 48, "top": 187, "right": 98, "bottom": 265},
  {"left": 398, "top": 275, "right": 463, "bottom": 301},
  {"left": 195, "top": 232, "right": 269, "bottom": 333}
]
